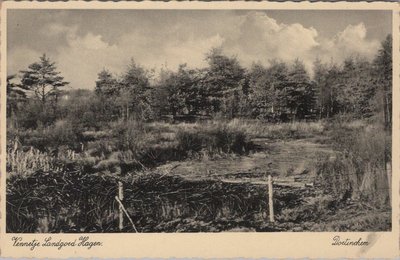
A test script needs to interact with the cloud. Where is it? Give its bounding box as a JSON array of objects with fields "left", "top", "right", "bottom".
[
  {"left": 7, "top": 47, "right": 41, "bottom": 76},
  {"left": 219, "top": 12, "right": 379, "bottom": 73},
  {"left": 316, "top": 23, "right": 380, "bottom": 64},
  {"left": 68, "top": 32, "right": 111, "bottom": 50},
  {"left": 8, "top": 12, "right": 383, "bottom": 89},
  {"left": 56, "top": 30, "right": 121, "bottom": 89},
  {"left": 162, "top": 34, "right": 225, "bottom": 69},
  {"left": 47, "top": 24, "right": 224, "bottom": 88},
  {"left": 221, "top": 12, "right": 320, "bottom": 69},
  {"left": 45, "top": 23, "right": 77, "bottom": 36}
]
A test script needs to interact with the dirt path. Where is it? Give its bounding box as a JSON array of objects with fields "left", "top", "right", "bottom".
[{"left": 155, "top": 138, "right": 336, "bottom": 187}]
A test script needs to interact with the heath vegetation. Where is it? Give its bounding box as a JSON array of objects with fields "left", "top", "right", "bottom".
[{"left": 6, "top": 35, "right": 392, "bottom": 232}]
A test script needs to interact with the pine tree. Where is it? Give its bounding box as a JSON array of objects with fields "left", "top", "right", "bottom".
[
  {"left": 95, "top": 69, "right": 119, "bottom": 96},
  {"left": 204, "top": 47, "right": 245, "bottom": 114},
  {"left": 267, "top": 61, "right": 290, "bottom": 121},
  {"left": 313, "top": 58, "right": 332, "bottom": 119},
  {"left": 20, "top": 54, "right": 68, "bottom": 106},
  {"left": 284, "top": 59, "right": 313, "bottom": 121},
  {"left": 119, "top": 59, "right": 153, "bottom": 120}
]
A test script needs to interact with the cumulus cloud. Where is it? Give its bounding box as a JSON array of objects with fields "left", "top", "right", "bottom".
[
  {"left": 8, "top": 11, "right": 383, "bottom": 89},
  {"left": 316, "top": 23, "right": 380, "bottom": 64},
  {"left": 36, "top": 23, "right": 226, "bottom": 88},
  {"left": 220, "top": 12, "right": 379, "bottom": 73},
  {"left": 222, "top": 12, "right": 320, "bottom": 69}
]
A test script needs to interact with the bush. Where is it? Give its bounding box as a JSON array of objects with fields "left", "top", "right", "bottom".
[
  {"left": 14, "top": 101, "right": 58, "bottom": 129},
  {"left": 175, "top": 123, "right": 252, "bottom": 158},
  {"left": 205, "top": 125, "right": 249, "bottom": 154},
  {"left": 48, "top": 119, "right": 82, "bottom": 149},
  {"left": 11, "top": 118, "right": 84, "bottom": 152},
  {"left": 61, "top": 91, "right": 116, "bottom": 130},
  {"left": 176, "top": 130, "right": 203, "bottom": 154},
  {"left": 112, "top": 120, "right": 147, "bottom": 152}
]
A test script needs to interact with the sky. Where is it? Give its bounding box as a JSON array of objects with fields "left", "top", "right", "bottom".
[{"left": 7, "top": 9, "right": 392, "bottom": 89}]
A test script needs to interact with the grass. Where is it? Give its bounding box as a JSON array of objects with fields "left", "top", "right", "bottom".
[
  {"left": 7, "top": 145, "right": 56, "bottom": 177},
  {"left": 7, "top": 120, "right": 255, "bottom": 177},
  {"left": 147, "top": 119, "right": 326, "bottom": 140},
  {"left": 310, "top": 209, "right": 391, "bottom": 232},
  {"left": 6, "top": 140, "right": 78, "bottom": 177},
  {"left": 226, "top": 118, "right": 325, "bottom": 139},
  {"left": 315, "top": 121, "right": 391, "bottom": 208},
  {"left": 8, "top": 167, "right": 389, "bottom": 232},
  {"left": 6, "top": 118, "right": 391, "bottom": 232},
  {"left": 277, "top": 195, "right": 337, "bottom": 223}
]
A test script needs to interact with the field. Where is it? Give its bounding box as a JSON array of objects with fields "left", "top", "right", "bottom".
[{"left": 6, "top": 119, "right": 391, "bottom": 233}]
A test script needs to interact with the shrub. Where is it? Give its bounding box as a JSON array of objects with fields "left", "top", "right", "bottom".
[
  {"left": 14, "top": 101, "right": 58, "bottom": 129},
  {"left": 86, "top": 140, "right": 114, "bottom": 158},
  {"left": 48, "top": 119, "right": 82, "bottom": 149},
  {"left": 175, "top": 123, "right": 252, "bottom": 158},
  {"left": 176, "top": 130, "right": 203, "bottom": 154},
  {"left": 112, "top": 120, "right": 147, "bottom": 152},
  {"left": 205, "top": 125, "right": 249, "bottom": 154},
  {"left": 12, "top": 119, "right": 84, "bottom": 152}
]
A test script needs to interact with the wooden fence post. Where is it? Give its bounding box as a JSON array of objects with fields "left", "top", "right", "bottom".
[
  {"left": 118, "top": 181, "right": 124, "bottom": 231},
  {"left": 115, "top": 196, "right": 139, "bottom": 233},
  {"left": 268, "top": 175, "right": 274, "bottom": 222}
]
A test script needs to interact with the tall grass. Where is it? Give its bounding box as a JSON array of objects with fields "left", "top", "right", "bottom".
[
  {"left": 315, "top": 122, "right": 391, "bottom": 208},
  {"left": 6, "top": 140, "right": 79, "bottom": 177},
  {"left": 226, "top": 118, "right": 325, "bottom": 139},
  {"left": 7, "top": 146, "right": 55, "bottom": 177},
  {"left": 146, "top": 119, "right": 326, "bottom": 141}
]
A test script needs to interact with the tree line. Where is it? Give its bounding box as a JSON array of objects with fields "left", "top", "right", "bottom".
[{"left": 7, "top": 34, "right": 392, "bottom": 130}]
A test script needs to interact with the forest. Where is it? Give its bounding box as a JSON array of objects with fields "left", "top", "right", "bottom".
[{"left": 6, "top": 34, "right": 392, "bottom": 233}]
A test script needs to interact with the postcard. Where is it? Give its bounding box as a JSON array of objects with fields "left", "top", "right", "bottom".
[{"left": 1, "top": 1, "right": 399, "bottom": 258}]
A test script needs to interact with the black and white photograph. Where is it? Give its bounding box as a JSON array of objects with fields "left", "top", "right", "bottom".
[{"left": 5, "top": 7, "right": 393, "bottom": 234}]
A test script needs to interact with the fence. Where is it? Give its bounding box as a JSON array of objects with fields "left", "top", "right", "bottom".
[
  {"left": 114, "top": 176, "right": 276, "bottom": 232},
  {"left": 7, "top": 171, "right": 283, "bottom": 233}
]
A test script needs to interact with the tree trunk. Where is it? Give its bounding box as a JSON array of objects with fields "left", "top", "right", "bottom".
[
  {"left": 293, "top": 107, "right": 298, "bottom": 122},
  {"left": 319, "top": 106, "right": 322, "bottom": 120},
  {"left": 386, "top": 92, "right": 391, "bottom": 129},
  {"left": 383, "top": 88, "right": 388, "bottom": 130},
  {"left": 126, "top": 105, "right": 129, "bottom": 121},
  {"left": 41, "top": 84, "right": 46, "bottom": 107}
]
